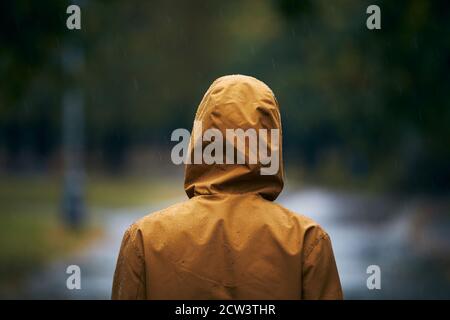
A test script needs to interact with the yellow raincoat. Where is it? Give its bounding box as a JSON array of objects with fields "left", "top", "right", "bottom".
[{"left": 112, "top": 75, "right": 343, "bottom": 299}]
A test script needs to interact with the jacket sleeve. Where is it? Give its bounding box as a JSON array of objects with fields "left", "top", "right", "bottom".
[
  {"left": 111, "top": 223, "right": 147, "bottom": 299},
  {"left": 302, "top": 231, "right": 343, "bottom": 300}
]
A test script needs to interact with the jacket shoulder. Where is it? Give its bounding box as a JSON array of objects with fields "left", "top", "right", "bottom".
[
  {"left": 133, "top": 200, "right": 190, "bottom": 225},
  {"left": 272, "top": 200, "right": 326, "bottom": 230},
  {"left": 271, "top": 201, "right": 331, "bottom": 254}
]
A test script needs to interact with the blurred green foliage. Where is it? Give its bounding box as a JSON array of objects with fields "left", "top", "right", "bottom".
[{"left": 0, "top": 0, "right": 449, "bottom": 192}]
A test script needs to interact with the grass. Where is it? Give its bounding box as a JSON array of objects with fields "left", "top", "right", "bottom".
[
  {"left": 0, "top": 207, "right": 100, "bottom": 296},
  {"left": 0, "top": 173, "right": 184, "bottom": 295},
  {"left": 85, "top": 174, "right": 185, "bottom": 208}
]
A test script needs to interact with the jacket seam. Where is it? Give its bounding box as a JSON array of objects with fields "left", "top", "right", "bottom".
[{"left": 304, "top": 232, "right": 328, "bottom": 261}]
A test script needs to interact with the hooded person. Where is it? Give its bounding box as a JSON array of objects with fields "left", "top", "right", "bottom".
[{"left": 112, "top": 75, "right": 343, "bottom": 300}]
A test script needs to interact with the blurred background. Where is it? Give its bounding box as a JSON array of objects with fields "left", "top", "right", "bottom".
[{"left": 0, "top": 0, "right": 449, "bottom": 299}]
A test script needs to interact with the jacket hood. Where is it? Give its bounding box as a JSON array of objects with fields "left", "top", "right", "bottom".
[{"left": 184, "top": 75, "right": 284, "bottom": 201}]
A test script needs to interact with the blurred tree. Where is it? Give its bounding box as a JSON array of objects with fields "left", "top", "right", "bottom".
[
  {"left": 0, "top": 0, "right": 449, "bottom": 193},
  {"left": 0, "top": 0, "right": 68, "bottom": 170},
  {"left": 257, "top": 0, "right": 450, "bottom": 192}
]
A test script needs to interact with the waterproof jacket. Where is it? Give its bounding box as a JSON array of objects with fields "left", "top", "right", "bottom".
[{"left": 112, "top": 75, "right": 343, "bottom": 300}]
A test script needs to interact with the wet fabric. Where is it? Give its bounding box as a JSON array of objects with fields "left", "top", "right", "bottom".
[{"left": 112, "top": 75, "right": 343, "bottom": 299}]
